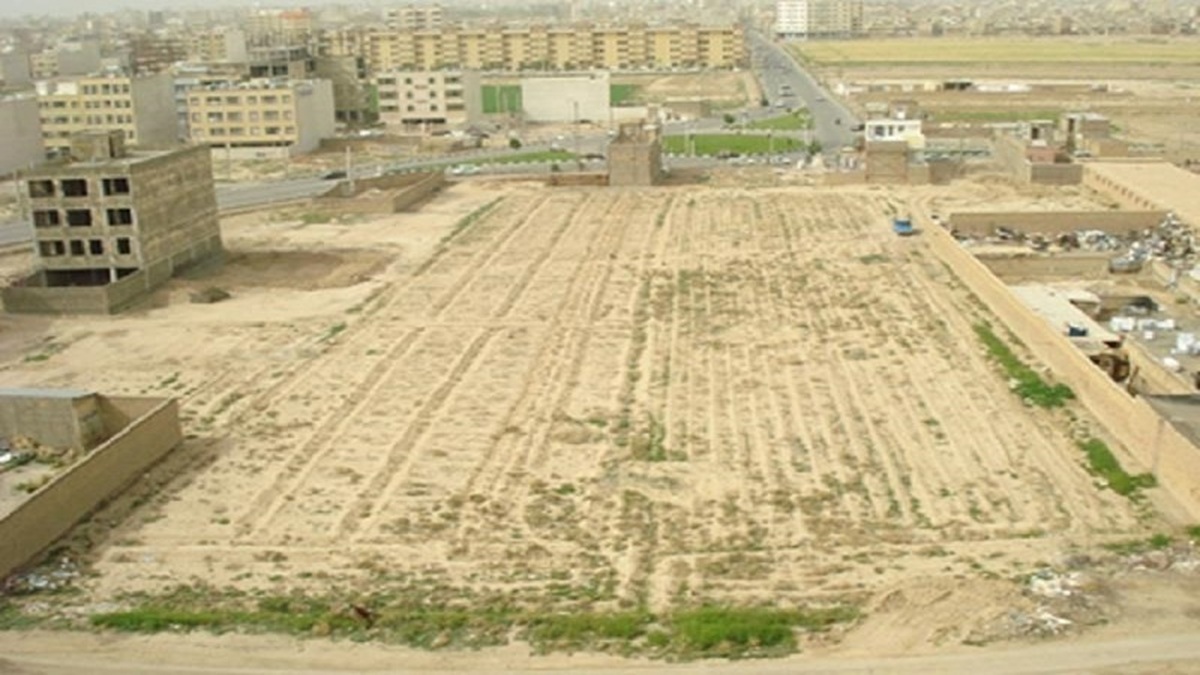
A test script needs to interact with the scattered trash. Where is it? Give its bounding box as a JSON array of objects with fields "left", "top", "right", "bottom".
[{"left": 3, "top": 556, "right": 79, "bottom": 595}]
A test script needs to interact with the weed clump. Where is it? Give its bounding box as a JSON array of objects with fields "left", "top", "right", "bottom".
[{"left": 973, "top": 323, "right": 1074, "bottom": 408}]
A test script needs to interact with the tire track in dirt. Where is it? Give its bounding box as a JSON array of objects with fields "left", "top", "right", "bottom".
[
  {"left": 346, "top": 193, "right": 594, "bottom": 541},
  {"left": 230, "top": 194, "right": 552, "bottom": 540}
]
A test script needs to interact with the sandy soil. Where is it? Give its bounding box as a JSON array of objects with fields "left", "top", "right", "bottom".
[{"left": 3, "top": 178, "right": 1199, "bottom": 668}]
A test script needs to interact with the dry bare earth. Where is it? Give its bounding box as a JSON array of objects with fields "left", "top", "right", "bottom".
[{"left": 6, "top": 183, "right": 1152, "bottom": 646}]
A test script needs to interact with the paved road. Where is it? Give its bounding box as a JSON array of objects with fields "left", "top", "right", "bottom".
[{"left": 747, "top": 30, "right": 859, "bottom": 156}]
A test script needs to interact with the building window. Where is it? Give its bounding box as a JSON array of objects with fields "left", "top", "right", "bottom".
[
  {"left": 205, "top": 96, "right": 221, "bottom": 105},
  {"left": 207, "top": 112, "right": 224, "bottom": 122},
  {"left": 248, "top": 111, "right": 259, "bottom": 121},
  {"left": 66, "top": 209, "right": 93, "bottom": 227},
  {"left": 106, "top": 208, "right": 133, "bottom": 225},
  {"left": 33, "top": 210, "right": 60, "bottom": 227},
  {"left": 226, "top": 111, "right": 242, "bottom": 122},
  {"left": 69, "top": 240, "right": 85, "bottom": 256},
  {"left": 38, "top": 241, "right": 65, "bottom": 257},
  {"left": 262, "top": 95, "right": 278, "bottom": 104},
  {"left": 225, "top": 96, "right": 240, "bottom": 104},
  {"left": 28, "top": 179, "right": 55, "bottom": 198},
  {"left": 265, "top": 126, "right": 281, "bottom": 135},
  {"left": 60, "top": 178, "right": 88, "bottom": 197},
  {"left": 116, "top": 237, "right": 132, "bottom": 255},
  {"left": 89, "top": 239, "right": 104, "bottom": 255},
  {"left": 229, "top": 127, "right": 245, "bottom": 136},
  {"left": 263, "top": 110, "right": 279, "bottom": 121},
  {"left": 102, "top": 176, "right": 130, "bottom": 194},
  {"left": 246, "top": 96, "right": 257, "bottom": 104}
]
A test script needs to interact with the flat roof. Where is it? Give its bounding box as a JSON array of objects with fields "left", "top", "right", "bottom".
[
  {"left": 0, "top": 388, "right": 93, "bottom": 399},
  {"left": 1144, "top": 395, "right": 1200, "bottom": 449},
  {"left": 1086, "top": 162, "right": 1200, "bottom": 229},
  {"left": 1010, "top": 284, "right": 1119, "bottom": 345}
]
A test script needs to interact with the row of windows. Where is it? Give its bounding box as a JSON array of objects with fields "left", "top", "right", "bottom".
[
  {"left": 194, "top": 126, "right": 295, "bottom": 137},
  {"left": 40, "top": 99, "right": 132, "bottom": 110},
  {"left": 44, "top": 114, "right": 133, "bottom": 126},
  {"left": 33, "top": 208, "right": 134, "bottom": 228},
  {"left": 191, "top": 110, "right": 292, "bottom": 123},
  {"left": 188, "top": 94, "right": 293, "bottom": 106},
  {"left": 38, "top": 237, "right": 133, "bottom": 257},
  {"left": 80, "top": 83, "right": 131, "bottom": 96},
  {"left": 28, "top": 178, "right": 130, "bottom": 198}
]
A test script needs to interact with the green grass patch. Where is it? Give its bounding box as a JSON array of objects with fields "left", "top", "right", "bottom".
[
  {"left": 663, "top": 134, "right": 803, "bottom": 156},
  {"left": 1078, "top": 437, "right": 1156, "bottom": 498},
  {"left": 80, "top": 584, "right": 858, "bottom": 659},
  {"left": 482, "top": 85, "right": 522, "bottom": 114},
  {"left": 973, "top": 322, "right": 1074, "bottom": 408},
  {"left": 1102, "top": 532, "right": 1174, "bottom": 555},
  {"left": 610, "top": 83, "right": 640, "bottom": 106},
  {"left": 669, "top": 605, "right": 858, "bottom": 658},
  {"left": 746, "top": 111, "right": 812, "bottom": 131}
]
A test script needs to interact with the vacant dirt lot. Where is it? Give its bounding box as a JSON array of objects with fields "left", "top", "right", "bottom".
[
  {"left": 1, "top": 179, "right": 1166, "bottom": 656},
  {"left": 791, "top": 37, "right": 1200, "bottom": 162}
]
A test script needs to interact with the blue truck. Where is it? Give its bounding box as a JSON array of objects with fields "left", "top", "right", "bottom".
[{"left": 892, "top": 216, "right": 915, "bottom": 236}]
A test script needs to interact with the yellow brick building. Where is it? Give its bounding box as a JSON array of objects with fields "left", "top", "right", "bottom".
[{"left": 364, "top": 23, "right": 744, "bottom": 72}]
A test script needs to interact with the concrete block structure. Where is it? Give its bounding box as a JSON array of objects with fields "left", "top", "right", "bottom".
[
  {"left": 521, "top": 72, "right": 609, "bottom": 124},
  {"left": 0, "top": 94, "right": 45, "bottom": 176},
  {"left": 0, "top": 389, "right": 107, "bottom": 451},
  {"left": 34, "top": 71, "right": 177, "bottom": 155},
  {"left": 185, "top": 79, "right": 335, "bottom": 155},
  {"left": 607, "top": 121, "right": 662, "bottom": 187},
  {"left": 4, "top": 132, "right": 221, "bottom": 314},
  {"left": 0, "top": 392, "right": 182, "bottom": 580},
  {"left": 375, "top": 70, "right": 467, "bottom": 130}
]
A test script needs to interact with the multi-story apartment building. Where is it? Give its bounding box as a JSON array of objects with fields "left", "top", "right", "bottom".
[
  {"left": 35, "top": 71, "right": 177, "bottom": 155},
  {"left": 128, "top": 34, "right": 188, "bottom": 75},
  {"left": 0, "top": 94, "right": 45, "bottom": 175},
  {"left": 775, "top": 0, "right": 863, "bottom": 38},
  {"left": 185, "top": 78, "right": 335, "bottom": 155},
  {"left": 375, "top": 70, "right": 466, "bottom": 129},
  {"left": 247, "top": 8, "right": 314, "bottom": 47},
  {"left": 365, "top": 22, "right": 744, "bottom": 72},
  {"left": 386, "top": 5, "right": 444, "bottom": 31},
  {"left": 185, "top": 28, "right": 249, "bottom": 64},
  {"left": 8, "top": 130, "right": 221, "bottom": 313}
]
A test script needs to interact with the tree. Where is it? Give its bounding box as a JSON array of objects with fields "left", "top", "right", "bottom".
[
  {"left": 807, "top": 140, "right": 823, "bottom": 156},
  {"left": 723, "top": 113, "right": 736, "bottom": 126},
  {"left": 509, "top": 137, "right": 522, "bottom": 150}
]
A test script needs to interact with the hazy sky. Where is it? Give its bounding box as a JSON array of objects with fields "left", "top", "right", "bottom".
[{"left": 0, "top": 0, "right": 367, "bottom": 20}]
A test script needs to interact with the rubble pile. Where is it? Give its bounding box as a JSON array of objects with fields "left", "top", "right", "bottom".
[{"left": 956, "top": 213, "right": 1198, "bottom": 272}]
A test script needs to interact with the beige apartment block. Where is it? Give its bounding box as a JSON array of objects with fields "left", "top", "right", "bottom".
[
  {"left": 35, "top": 71, "right": 177, "bottom": 155},
  {"left": 186, "top": 79, "right": 335, "bottom": 155},
  {"left": 375, "top": 70, "right": 466, "bottom": 130},
  {"left": 186, "top": 28, "right": 249, "bottom": 64},
  {"left": 4, "top": 131, "right": 221, "bottom": 314},
  {"left": 365, "top": 23, "right": 745, "bottom": 73},
  {"left": 386, "top": 4, "right": 444, "bottom": 31}
]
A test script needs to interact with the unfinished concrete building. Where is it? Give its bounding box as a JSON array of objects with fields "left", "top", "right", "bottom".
[
  {"left": 3, "top": 131, "right": 222, "bottom": 314},
  {"left": 607, "top": 122, "right": 662, "bottom": 187}
]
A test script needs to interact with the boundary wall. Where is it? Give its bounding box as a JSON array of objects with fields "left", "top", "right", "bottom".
[
  {"left": 950, "top": 210, "right": 1166, "bottom": 237},
  {"left": 316, "top": 171, "right": 444, "bottom": 213},
  {"left": 919, "top": 209, "right": 1200, "bottom": 519},
  {"left": 0, "top": 396, "right": 182, "bottom": 579}
]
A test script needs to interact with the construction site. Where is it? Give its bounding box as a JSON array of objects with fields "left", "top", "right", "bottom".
[{"left": 4, "top": 40, "right": 1200, "bottom": 673}]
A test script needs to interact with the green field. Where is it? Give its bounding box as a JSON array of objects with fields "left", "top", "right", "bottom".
[
  {"left": 482, "top": 85, "right": 522, "bottom": 114},
  {"left": 663, "top": 134, "right": 803, "bottom": 156},
  {"left": 610, "top": 84, "right": 641, "bottom": 106},
  {"left": 793, "top": 37, "right": 1200, "bottom": 65}
]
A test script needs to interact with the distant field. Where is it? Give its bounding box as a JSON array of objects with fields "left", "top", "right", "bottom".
[
  {"left": 793, "top": 38, "right": 1200, "bottom": 66},
  {"left": 482, "top": 85, "right": 522, "bottom": 114}
]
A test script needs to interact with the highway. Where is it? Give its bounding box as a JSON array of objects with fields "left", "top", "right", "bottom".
[{"left": 746, "top": 30, "right": 859, "bottom": 156}]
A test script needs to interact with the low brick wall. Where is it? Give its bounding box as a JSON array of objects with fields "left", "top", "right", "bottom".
[
  {"left": 977, "top": 253, "right": 1115, "bottom": 280},
  {"left": 951, "top": 210, "right": 1166, "bottom": 237},
  {"left": 2, "top": 268, "right": 155, "bottom": 315},
  {"left": 316, "top": 171, "right": 444, "bottom": 213},
  {"left": 920, "top": 208, "right": 1200, "bottom": 520},
  {"left": 0, "top": 396, "right": 182, "bottom": 579}
]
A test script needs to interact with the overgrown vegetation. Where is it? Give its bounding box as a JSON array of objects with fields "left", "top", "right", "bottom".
[
  {"left": 1078, "top": 437, "right": 1156, "bottom": 498},
  {"left": 442, "top": 199, "right": 499, "bottom": 245},
  {"left": 973, "top": 322, "right": 1074, "bottom": 408},
  {"left": 745, "top": 110, "right": 812, "bottom": 131},
  {"left": 75, "top": 587, "right": 858, "bottom": 659},
  {"left": 609, "top": 83, "right": 641, "bottom": 106}
]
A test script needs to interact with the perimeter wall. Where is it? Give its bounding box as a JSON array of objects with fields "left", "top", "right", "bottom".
[
  {"left": 919, "top": 209, "right": 1200, "bottom": 519},
  {"left": 0, "top": 397, "right": 182, "bottom": 579}
]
